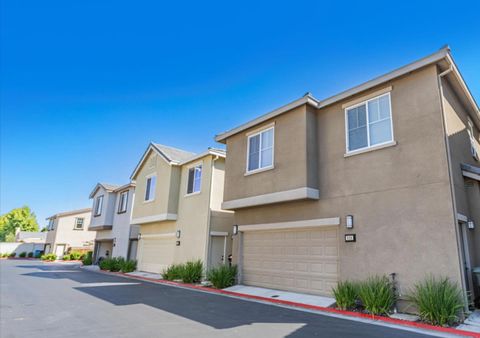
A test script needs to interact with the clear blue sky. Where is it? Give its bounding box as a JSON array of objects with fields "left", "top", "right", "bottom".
[{"left": 1, "top": 0, "right": 479, "bottom": 227}]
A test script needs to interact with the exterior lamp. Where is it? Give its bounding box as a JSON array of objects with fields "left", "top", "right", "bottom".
[
  {"left": 468, "top": 221, "right": 475, "bottom": 230},
  {"left": 137, "top": 233, "right": 142, "bottom": 240},
  {"left": 233, "top": 225, "right": 238, "bottom": 236},
  {"left": 176, "top": 230, "right": 181, "bottom": 238},
  {"left": 346, "top": 215, "right": 354, "bottom": 229}
]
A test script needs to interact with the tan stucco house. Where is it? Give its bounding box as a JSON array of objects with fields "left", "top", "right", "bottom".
[
  {"left": 215, "top": 47, "right": 480, "bottom": 309},
  {"left": 45, "top": 208, "right": 95, "bottom": 258},
  {"left": 130, "top": 143, "right": 234, "bottom": 273},
  {"left": 88, "top": 182, "right": 139, "bottom": 263}
]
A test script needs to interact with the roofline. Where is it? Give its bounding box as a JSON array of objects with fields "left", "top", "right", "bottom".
[
  {"left": 178, "top": 148, "right": 226, "bottom": 166},
  {"left": 215, "top": 94, "right": 319, "bottom": 143},
  {"left": 215, "top": 46, "right": 480, "bottom": 142},
  {"left": 130, "top": 143, "right": 171, "bottom": 180},
  {"left": 46, "top": 208, "right": 92, "bottom": 220},
  {"left": 88, "top": 183, "right": 118, "bottom": 199},
  {"left": 113, "top": 182, "right": 136, "bottom": 192}
]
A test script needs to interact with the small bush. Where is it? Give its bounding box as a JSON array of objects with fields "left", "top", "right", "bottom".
[
  {"left": 120, "top": 259, "right": 137, "bottom": 273},
  {"left": 27, "top": 252, "right": 34, "bottom": 258},
  {"left": 332, "top": 281, "right": 359, "bottom": 310},
  {"left": 19, "top": 252, "right": 27, "bottom": 258},
  {"left": 99, "top": 258, "right": 113, "bottom": 270},
  {"left": 162, "top": 264, "right": 185, "bottom": 281},
  {"left": 1, "top": 253, "right": 8, "bottom": 258},
  {"left": 62, "top": 254, "right": 71, "bottom": 260},
  {"left": 9, "top": 252, "right": 16, "bottom": 258},
  {"left": 358, "top": 275, "right": 395, "bottom": 315},
  {"left": 408, "top": 276, "right": 464, "bottom": 326},
  {"left": 82, "top": 251, "right": 93, "bottom": 265},
  {"left": 41, "top": 253, "right": 57, "bottom": 261},
  {"left": 99, "top": 257, "right": 124, "bottom": 271},
  {"left": 69, "top": 251, "right": 84, "bottom": 260},
  {"left": 34, "top": 252, "right": 42, "bottom": 259},
  {"left": 182, "top": 260, "right": 203, "bottom": 283},
  {"left": 207, "top": 265, "right": 237, "bottom": 289}
]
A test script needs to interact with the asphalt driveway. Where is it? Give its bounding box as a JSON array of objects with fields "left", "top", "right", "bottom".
[{"left": 0, "top": 259, "right": 441, "bottom": 338}]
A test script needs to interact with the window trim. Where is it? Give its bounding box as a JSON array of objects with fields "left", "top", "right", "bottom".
[
  {"left": 94, "top": 195, "right": 104, "bottom": 217},
  {"left": 117, "top": 190, "right": 129, "bottom": 214},
  {"left": 186, "top": 162, "right": 203, "bottom": 196},
  {"left": 246, "top": 126, "right": 275, "bottom": 175},
  {"left": 344, "top": 92, "right": 395, "bottom": 155},
  {"left": 73, "top": 217, "right": 84, "bottom": 230},
  {"left": 144, "top": 174, "right": 156, "bottom": 203}
]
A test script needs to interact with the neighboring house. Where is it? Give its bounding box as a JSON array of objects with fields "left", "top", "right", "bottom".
[
  {"left": 15, "top": 229, "right": 47, "bottom": 244},
  {"left": 215, "top": 47, "right": 480, "bottom": 309},
  {"left": 45, "top": 208, "right": 95, "bottom": 258},
  {"left": 130, "top": 143, "right": 234, "bottom": 273},
  {"left": 88, "top": 182, "right": 139, "bottom": 262}
]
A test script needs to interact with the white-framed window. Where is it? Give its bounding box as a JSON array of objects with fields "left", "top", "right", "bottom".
[
  {"left": 145, "top": 175, "right": 156, "bottom": 201},
  {"left": 74, "top": 217, "right": 84, "bottom": 230},
  {"left": 94, "top": 195, "right": 104, "bottom": 216},
  {"left": 118, "top": 190, "right": 129, "bottom": 213},
  {"left": 467, "top": 118, "right": 479, "bottom": 161},
  {"left": 247, "top": 126, "right": 274, "bottom": 173},
  {"left": 48, "top": 219, "right": 54, "bottom": 230},
  {"left": 187, "top": 165, "right": 202, "bottom": 194},
  {"left": 345, "top": 93, "right": 394, "bottom": 153}
]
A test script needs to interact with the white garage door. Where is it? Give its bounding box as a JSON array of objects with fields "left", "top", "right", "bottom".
[
  {"left": 138, "top": 236, "right": 175, "bottom": 274},
  {"left": 242, "top": 227, "right": 339, "bottom": 296}
]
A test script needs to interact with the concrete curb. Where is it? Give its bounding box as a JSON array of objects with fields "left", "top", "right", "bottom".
[{"left": 85, "top": 267, "right": 479, "bottom": 338}]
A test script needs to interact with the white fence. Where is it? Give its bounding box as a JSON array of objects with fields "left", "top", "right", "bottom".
[{"left": 0, "top": 242, "right": 45, "bottom": 255}]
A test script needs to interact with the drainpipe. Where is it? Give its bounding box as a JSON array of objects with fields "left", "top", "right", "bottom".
[{"left": 437, "top": 64, "right": 470, "bottom": 312}]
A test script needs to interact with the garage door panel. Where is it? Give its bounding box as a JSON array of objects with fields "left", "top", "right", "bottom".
[
  {"left": 242, "top": 227, "right": 339, "bottom": 296},
  {"left": 138, "top": 237, "right": 175, "bottom": 274}
]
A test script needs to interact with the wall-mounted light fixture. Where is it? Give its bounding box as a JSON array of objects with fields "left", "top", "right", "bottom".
[
  {"left": 137, "top": 233, "right": 142, "bottom": 240},
  {"left": 113, "top": 238, "right": 116, "bottom": 247},
  {"left": 176, "top": 230, "right": 181, "bottom": 238},
  {"left": 468, "top": 221, "right": 475, "bottom": 229},
  {"left": 233, "top": 225, "right": 238, "bottom": 235},
  {"left": 346, "top": 215, "right": 354, "bottom": 229}
]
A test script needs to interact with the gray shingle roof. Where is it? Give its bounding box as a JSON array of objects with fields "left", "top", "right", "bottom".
[
  {"left": 461, "top": 163, "right": 480, "bottom": 175},
  {"left": 99, "top": 183, "right": 120, "bottom": 191},
  {"left": 152, "top": 143, "right": 196, "bottom": 164}
]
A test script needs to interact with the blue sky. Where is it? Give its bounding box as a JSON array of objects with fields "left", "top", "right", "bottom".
[{"left": 1, "top": 0, "right": 479, "bottom": 227}]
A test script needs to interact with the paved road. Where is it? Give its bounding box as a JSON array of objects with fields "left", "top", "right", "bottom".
[{"left": 0, "top": 260, "right": 440, "bottom": 338}]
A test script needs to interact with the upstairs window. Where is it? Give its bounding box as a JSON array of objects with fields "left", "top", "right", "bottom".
[
  {"left": 145, "top": 175, "right": 156, "bottom": 201},
  {"left": 94, "top": 195, "right": 104, "bottom": 216},
  {"left": 346, "top": 93, "right": 393, "bottom": 153},
  {"left": 118, "top": 190, "right": 129, "bottom": 213},
  {"left": 468, "top": 118, "right": 479, "bottom": 161},
  {"left": 187, "top": 165, "right": 202, "bottom": 194},
  {"left": 74, "top": 217, "right": 84, "bottom": 230},
  {"left": 48, "top": 219, "right": 55, "bottom": 230},
  {"left": 247, "top": 126, "right": 274, "bottom": 172}
]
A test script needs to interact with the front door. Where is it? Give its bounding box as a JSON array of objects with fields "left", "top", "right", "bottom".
[
  {"left": 209, "top": 236, "right": 226, "bottom": 268},
  {"left": 458, "top": 221, "right": 474, "bottom": 305},
  {"left": 55, "top": 244, "right": 65, "bottom": 258}
]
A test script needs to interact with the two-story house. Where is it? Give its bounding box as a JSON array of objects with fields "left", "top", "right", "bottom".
[
  {"left": 130, "top": 143, "right": 234, "bottom": 273},
  {"left": 45, "top": 208, "right": 95, "bottom": 258},
  {"left": 215, "top": 47, "right": 480, "bottom": 309},
  {"left": 88, "top": 182, "right": 138, "bottom": 262}
]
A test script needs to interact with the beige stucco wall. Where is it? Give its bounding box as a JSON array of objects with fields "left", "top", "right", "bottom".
[
  {"left": 226, "top": 65, "right": 462, "bottom": 297},
  {"left": 131, "top": 150, "right": 179, "bottom": 220},
  {"left": 442, "top": 78, "right": 480, "bottom": 268}
]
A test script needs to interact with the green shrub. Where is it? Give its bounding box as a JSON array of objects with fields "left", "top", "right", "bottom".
[
  {"left": 82, "top": 251, "right": 93, "bottom": 265},
  {"left": 99, "top": 257, "right": 124, "bottom": 271},
  {"left": 62, "top": 254, "right": 71, "bottom": 260},
  {"left": 207, "top": 265, "right": 237, "bottom": 289},
  {"left": 120, "top": 259, "right": 137, "bottom": 273},
  {"left": 41, "top": 253, "right": 57, "bottom": 261},
  {"left": 9, "top": 252, "right": 16, "bottom": 258},
  {"left": 332, "top": 281, "right": 359, "bottom": 310},
  {"left": 27, "top": 252, "right": 34, "bottom": 258},
  {"left": 34, "top": 252, "right": 42, "bottom": 258},
  {"left": 182, "top": 260, "right": 203, "bottom": 283},
  {"left": 19, "top": 252, "right": 27, "bottom": 258},
  {"left": 358, "top": 275, "right": 395, "bottom": 315},
  {"left": 162, "top": 264, "right": 185, "bottom": 281},
  {"left": 408, "top": 276, "right": 464, "bottom": 326},
  {"left": 1, "top": 253, "right": 8, "bottom": 258},
  {"left": 69, "top": 251, "right": 84, "bottom": 260},
  {"left": 99, "top": 258, "right": 113, "bottom": 270}
]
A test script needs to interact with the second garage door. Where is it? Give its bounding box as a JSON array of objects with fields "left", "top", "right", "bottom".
[
  {"left": 138, "top": 236, "right": 175, "bottom": 273},
  {"left": 242, "top": 227, "right": 339, "bottom": 296}
]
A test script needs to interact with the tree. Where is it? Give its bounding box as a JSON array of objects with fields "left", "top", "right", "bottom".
[{"left": 0, "top": 206, "right": 39, "bottom": 242}]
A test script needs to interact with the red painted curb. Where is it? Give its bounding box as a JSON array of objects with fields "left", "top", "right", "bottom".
[{"left": 92, "top": 269, "right": 479, "bottom": 338}]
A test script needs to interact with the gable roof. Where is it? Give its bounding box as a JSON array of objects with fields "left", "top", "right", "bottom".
[
  {"left": 89, "top": 182, "right": 120, "bottom": 198},
  {"left": 178, "top": 148, "right": 226, "bottom": 166},
  {"left": 130, "top": 142, "right": 197, "bottom": 179},
  {"left": 46, "top": 208, "right": 91, "bottom": 220},
  {"left": 215, "top": 46, "right": 479, "bottom": 143}
]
